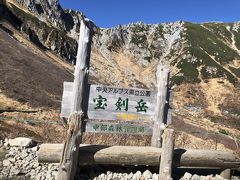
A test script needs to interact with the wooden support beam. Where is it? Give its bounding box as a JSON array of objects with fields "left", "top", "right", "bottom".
[
  {"left": 151, "top": 64, "right": 169, "bottom": 148},
  {"left": 0, "top": 148, "right": 8, "bottom": 161},
  {"left": 56, "top": 19, "right": 92, "bottom": 180},
  {"left": 220, "top": 169, "right": 231, "bottom": 179},
  {"left": 159, "top": 129, "right": 175, "bottom": 180},
  {"left": 38, "top": 144, "right": 240, "bottom": 169}
]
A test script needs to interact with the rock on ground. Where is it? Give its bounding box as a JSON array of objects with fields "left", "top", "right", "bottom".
[
  {"left": 0, "top": 138, "right": 58, "bottom": 180},
  {"left": 8, "top": 137, "right": 37, "bottom": 147}
]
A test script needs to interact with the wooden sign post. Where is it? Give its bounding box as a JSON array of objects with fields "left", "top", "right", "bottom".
[
  {"left": 58, "top": 20, "right": 170, "bottom": 179},
  {"left": 151, "top": 64, "right": 170, "bottom": 148},
  {"left": 159, "top": 128, "right": 175, "bottom": 180},
  {"left": 57, "top": 18, "right": 92, "bottom": 180}
]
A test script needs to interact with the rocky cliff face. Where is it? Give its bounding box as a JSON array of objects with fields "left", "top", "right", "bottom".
[
  {"left": 93, "top": 21, "right": 240, "bottom": 87},
  {"left": 14, "top": 0, "right": 82, "bottom": 38},
  {"left": 0, "top": 0, "right": 81, "bottom": 63},
  {"left": 1, "top": 0, "right": 239, "bottom": 86}
]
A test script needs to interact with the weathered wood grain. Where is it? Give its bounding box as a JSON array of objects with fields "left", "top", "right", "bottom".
[
  {"left": 166, "top": 90, "right": 173, "bottom": 125},
  {"left": 57, "top": 19, "right": 92, "bottom": 180},
  {"left": 159, "top": 129, "right": 175, "bottom": 180},
  {"left": 60, "top": 82, "right": 73, "bottom": 118},
  {"left": 0, "top": 148, "right": 8, "bottom": 161},
  {"left": 38, "top": 144, "right": 240, "bottom": 168},
  {"left": 151, "top": 64, "right": 170, "bottom": 147},
  {"left": 220, "top": 169, "right": 231, "bottom": 179}
]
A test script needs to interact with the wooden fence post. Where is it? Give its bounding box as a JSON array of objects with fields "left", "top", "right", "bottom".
[
  {"left": 151, "top": 63, "right": 169, "bottom": 148},
  {"left": 159, "top": 128, "right": 175, "bottom": 180},
  {"left": 220, "top": 169, "right": 231, "bottom": 179},
  {"left": 56, "top": 18, "right": 92, "bottom": 180}
]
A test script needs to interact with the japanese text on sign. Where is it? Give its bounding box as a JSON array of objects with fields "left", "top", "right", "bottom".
[
  {"left": 61, "top": 83, "right": 157, "bottom": 123},
  {"left": 93, "top": 95, "right": 148, "bottom": 113},
  {"left": 86, "top": 122, "right": 153, "bottom": 135},
  {"left": 95, "top": 86, "right": 151, "bottom": 97}
]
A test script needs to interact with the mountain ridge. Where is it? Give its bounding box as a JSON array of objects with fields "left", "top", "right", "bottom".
[{"left": 1, "top": 0, "right": 239, "bottom": 86}]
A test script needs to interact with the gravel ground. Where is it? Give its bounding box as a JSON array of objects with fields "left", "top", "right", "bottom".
[{"left": 0, "top": 138, "right": 58, "bottom": 180}]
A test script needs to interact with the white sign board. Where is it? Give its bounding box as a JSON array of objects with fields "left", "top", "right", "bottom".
[{"left": 61, "top": 82, "right": 157, "bottom": 124}]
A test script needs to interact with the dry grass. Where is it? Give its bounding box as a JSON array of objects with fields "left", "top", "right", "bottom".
[
  {"left": 0, "top": 119, "right": 66, "bottom": 143},
  {"left": 0, "top": 23, "right": 73, "bottom": 109},
  {"left": 0, "top": 22, "right": 73, "bottom": 143}
]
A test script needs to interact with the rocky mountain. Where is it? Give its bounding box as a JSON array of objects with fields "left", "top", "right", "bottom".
[
  {"left": 1, "top": 0, "right": 239, "bottom": 86},
  {"left": 0, "top": 0, "right": 81, "bottom": 62},
  {"left": 0, "top": 0, "right": 239, "bottom": 151},
  {"left": 94, "top": 21, "right": 240, "bottom": 87}
]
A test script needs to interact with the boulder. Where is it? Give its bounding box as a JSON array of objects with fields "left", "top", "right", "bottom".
[
  {"left": 133, "top": 171, "right": 142, "bottom": 180},
  {"left": 181, "top": 172, "right": 192, "bottom": 180},
  {"left": 191, "top": 174, "right": 200, "bottom": 180},
  {"left": 8, "top": 137, "right": 37, "bottom": 147},
  {"left": 143, "top": 170, "right": 152, "bottom": 179}
]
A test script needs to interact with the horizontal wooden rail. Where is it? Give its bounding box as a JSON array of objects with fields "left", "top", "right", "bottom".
[{"left": 38, "top": 144, "right": 240, "bottom": 169}]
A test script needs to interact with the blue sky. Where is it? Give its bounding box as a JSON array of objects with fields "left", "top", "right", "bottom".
[{"left": 60, "top": 0, "right": 240, "bottom": 28}]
